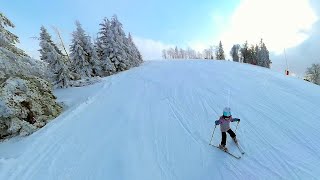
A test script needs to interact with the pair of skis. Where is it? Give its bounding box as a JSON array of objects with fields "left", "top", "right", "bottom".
[{"left": 211, "top": 141, "right": 245, "bottom": 159}]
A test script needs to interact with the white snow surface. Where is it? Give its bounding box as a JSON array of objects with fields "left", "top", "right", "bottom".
[{"left": 1, "top": 60, "right": 320, "bottom": 180}]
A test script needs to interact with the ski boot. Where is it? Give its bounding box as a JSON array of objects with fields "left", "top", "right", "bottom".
[
  {"left": 219, "top": 144, "right": 228, "bottom": 152},
  {"left": 232, "top": 137, "right": 238, "bottom": 144}
]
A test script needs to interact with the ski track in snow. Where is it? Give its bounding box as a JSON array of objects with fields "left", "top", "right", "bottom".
[{"left": 1, "top": 60, "right": 320, "bottom": 180}]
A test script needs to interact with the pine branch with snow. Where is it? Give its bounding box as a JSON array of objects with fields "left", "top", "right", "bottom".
[
  {"left": 0, "top": 47, "right": 48, "bottom": 79},
  {"left": 39, "top": 26, "right": 64, "bottom": 60},
  {"left": 0, "top": 12, "right": 28, "bottom": 57}
]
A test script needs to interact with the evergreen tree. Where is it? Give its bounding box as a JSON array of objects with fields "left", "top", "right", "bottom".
[
  {"left": 70, "top": 21, "right": 98, "bottom": 77},
  {"left": 69, "top": 39, "right": 91, "bottom": 77},
  {"left": 127, "top": 32, "right": 143, "bottom": 66},
  {"left": 97, "top": 15, "right": 142, "bottom": 73},
  {"left": 179, "top": 48, "right": 185, "bottom": 59},
  {"left": 254, "top": 45, "right": 259, "bottom": 65},
  {"left": 167, "top": 48, "right": 175, "bottom": 59},
  {"left": 209, "top": 46, "right": 214, "bottom": 59},
  {"left": 306, "top": 64, "right": 320, "bottom": 85},
  {"left": 109, "top": 15, "right": 131, "bottom": 71},
  {"left": 215, "top": 41, "right": 225, "bottom": 60},
  {"left": 39, "top": 26, "right": 63, "bottom": 60},
  {"left": 240, "top": 41, "right": 249, "bottom": 63},
  {"left": 90, "top": 44, "right": 102, "bottom": 76},
  {"left": 174, "top": 46, "right": 179, "bottom": 59},
  {"left": 94, "top": 35, "right": 104, "bottom": 60},
  {"left": 230, "top": 44, "right": 240, "bottom": 62},
  {"left": 97, "top": 18, "right": 116, "bottom": 75},
  {"left": 162, "top": 49, "right": 167, "bottom": 59},
  {"left": 247, "top": 45, "right": 256, "bottom": 65},
  {"left": 56, "top": 56, "right": 71, "bottom": 88},
  {"left": 39, "top": 40, "right": 70, "bottom": 88},
  {"left": 0, "top": 12, "right": 28, "bottom": 57},
  {"left": 257, "top": 39, "right": 271, "bottom": 68},
  {"left": 203, "top": 49, "right": 210, "bottom": 59}
]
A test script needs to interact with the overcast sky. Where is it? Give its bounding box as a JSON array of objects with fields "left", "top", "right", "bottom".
[{"left": 1, "top": 0, "right": 319, "bottom": 76}]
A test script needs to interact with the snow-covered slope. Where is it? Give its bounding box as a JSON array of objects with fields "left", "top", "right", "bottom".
[{"left": 1, "top": 60, "right": 320, "bottom": 180}]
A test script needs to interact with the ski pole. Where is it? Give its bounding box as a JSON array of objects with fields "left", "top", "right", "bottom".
[
  {"left": 209, "top": 125, "right": 216, "bottom": 145},
  {"left": 235, "top": 121, "right": 240, "bottom": 133}
]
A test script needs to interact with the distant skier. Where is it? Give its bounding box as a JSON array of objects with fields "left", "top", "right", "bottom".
[{"left": 215, "top": 107, "right": 240, "bottom": 151}]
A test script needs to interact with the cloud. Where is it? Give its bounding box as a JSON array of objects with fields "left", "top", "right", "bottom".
[
  {"left": 271, "top": 0, "right": 320, "bottom": 77},
  {"left": 207, "top": 0, "right": 319, "bottom": 76},
  {"left": 186, "top": 0, "right": 318, "bottom": 61},
  {"left": 217, "top": 0, "right": 318, "bottom": 54},
  {"left": 133, "top": 36, "right": 174, "bottom": 60},
  {"left": 272, "top": 19, "right": 320, "bottom": 77}
]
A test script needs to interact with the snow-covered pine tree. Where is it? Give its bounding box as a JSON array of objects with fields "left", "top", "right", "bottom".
[
  {"left": 0, "top": 12, "right": 28, "bottom": 57},
  {"left": 167, "top": 48, "right": 175, "bottom": 59},
  {"left": 196, "top": 51, "right": 202, "bottom": 59},
  {"left": 70, "top": 21, "right": 98, "bottom": 78},
  {"left": 174, "top": 46, "right": 179, "bottom": 59},
  {"left": 55, "top": 56, "right": 71, "bottom": 88},
  {"left": 306, "top": 64, "right": 320, "bottom": 85},
  {"left": 69, "top": 40, "right": 91, "bottom": 77},
  {"left": 230, "top": 44, "right": 240, "bottom": 62},
  {"left": 186, "top": 47, "right": 196, "bottom": 59},
  {"left": 215, "top": 41, "right": 225, "bottom": 60},
  {"left": 247, "top": 45, "right": 256, "bottom": 65},
  {"left": 240, "top": 41, "right": 249, "bottom": 63},
  {"left": 257, "top": 39, "right": 271, "bottom": 68},
  {"left": 162, "top": 49, "right": 167, "bottom": 59},
  {"left": 203, "top": 49, "right": 210, "bottom": 59},
  {"left": 93, "top": 35, "right": 109, "bottom": 76},
  {"left": 179, "top": 48, "right": 185, "bottom": 59},
  {"left": 97, "top": 15, "right": 143, "bottom": 73},
  {"left": 39, "top": 26, "right": 64, "bottom": 60},
  {"left": 39, "top": 38, "right": 70, "bottom": 88},
  {"left": 90, "top": 43, "right": 102, "bottom": 76},
  {"left": 94, "top": 35, "right": 104, "bottom": 60},
  {"left": 257, "top": 40, "right": 263, "bottom": 67},
  {"left": 109, "top": 15, "right": 131, "bottom": 71},
  {"left": 0, "top": 16, "right": 48, "bottom": 79},
  {"left": 78, "top": 22, "right": 102, "bottom": 76},
  {"left": 127, "top": 32, "right": 143, "bottom": 66},
  {"left": 209, "top": 46, "right": 214, "bottom": 59},
  {"left": 97, "top": 18, "right": 116, "bottom": 75},
  {"left": 254, "top": 45, "right": 259, "bottom": 65},
  {"left": 262, "top": 41, "right": 271, "bottom": 68}
]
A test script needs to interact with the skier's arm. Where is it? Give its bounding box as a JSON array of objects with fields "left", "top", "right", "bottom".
[{"left": 232, "top": 118, "right": 240, "bottom": 122}]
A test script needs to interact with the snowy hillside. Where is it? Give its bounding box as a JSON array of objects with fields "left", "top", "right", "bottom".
[{"left": 1, "top": 60, "right": 320, "bottom": 180}]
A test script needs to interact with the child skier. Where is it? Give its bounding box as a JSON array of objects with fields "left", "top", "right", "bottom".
[{"left": 215, "top": 107, "right": 240, "bottom": 151}]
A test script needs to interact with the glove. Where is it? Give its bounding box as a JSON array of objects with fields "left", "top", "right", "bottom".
[
  {"left": 233, "top": 118, "right": 240, "bottom": 122},
  {"left": 215, "top": 120, "right": 220, "bottom": 125}
]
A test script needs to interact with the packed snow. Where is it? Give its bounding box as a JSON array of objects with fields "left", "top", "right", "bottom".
[{"left": 0, "top": 60, "right": 320, "bottom": 180}]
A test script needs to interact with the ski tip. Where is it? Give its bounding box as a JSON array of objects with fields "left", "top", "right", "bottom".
[{"left": 234, "top": 156, "right": 241, "bottom": 159}]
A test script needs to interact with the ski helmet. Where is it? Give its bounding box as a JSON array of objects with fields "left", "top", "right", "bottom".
[{"left": 223, "top": 107, "right": 231, "bottom": 117}]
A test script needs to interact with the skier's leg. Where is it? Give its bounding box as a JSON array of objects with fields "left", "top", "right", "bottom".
[
  {"left": 227, "top": 129, "right": 236, "bottom": 138},
  {"left": 221, "top": 132, "right": 226, "bottom": 146},
  {"left": 227, "top": 129, "right": 237, "bottom": 143}
]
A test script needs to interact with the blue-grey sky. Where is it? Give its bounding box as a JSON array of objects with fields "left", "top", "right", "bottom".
[
  {"left": 1, "top": 0, "right": 239, "bottom": 55},
  {"left": 1, "top": 0, "right": 319, "bottom": 76}
]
